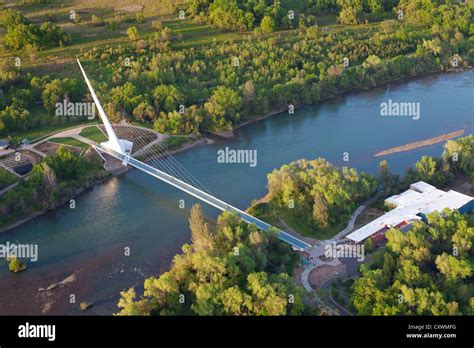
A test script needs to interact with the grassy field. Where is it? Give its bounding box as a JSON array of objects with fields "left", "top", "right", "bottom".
[
  {"left": 250, "top": 201, "right": 346, "bottom": 240},
  {"left": 49, "top": 137, "right": 89, "bottom": 149},
  {"left": 8, "top": 121, "right": 93, "bottom": 143},
  {"left": 0, "top": 168, "right": 19, "bottom": 188},
  {"left": 0, "top": 0, "right": 390, "bottom": 84},
  {"left": 1, "top": 0, "right": 327, "bottom": 78},
  {"left": 163, "top": 136, "right": 189, "bottom": 150},
  {"left": 79, "top": 126, "right": 108, "bottom": 142}
]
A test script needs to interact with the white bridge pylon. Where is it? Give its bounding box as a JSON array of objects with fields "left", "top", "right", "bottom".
[
  {"left": 77, "top": 59, "right": 133, "bottom": 164},
  {"left": 77, "top": 60, "right": 312, "bottom": 252}
]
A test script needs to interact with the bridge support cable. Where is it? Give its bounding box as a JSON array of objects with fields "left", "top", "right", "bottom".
[
  {"left": 95, "top": 145, "right": 312, "bottom": 251},
  {"left": 91, "top": 86, "right": 200, "bottom": 187},
  {"left": 92, "top": 83, "right": 213, "bottom": 195},
  {"left": 78, "top": 60, "right": 311, "bottom": 251},
  {"left": 78, "top": 59, "right": 211, "bottom": 195}
]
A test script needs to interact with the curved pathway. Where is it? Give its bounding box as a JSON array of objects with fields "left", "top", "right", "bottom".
[{"left": 300, "top": 204, "right": 366, "bottom": 293}]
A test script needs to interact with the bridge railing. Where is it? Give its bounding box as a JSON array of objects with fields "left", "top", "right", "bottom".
[{"left": 94, "top": 145, "right": 312, "bottom": 251}]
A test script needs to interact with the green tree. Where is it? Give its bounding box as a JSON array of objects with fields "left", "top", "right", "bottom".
[
  {"left": 132, "top": 101, "right": 156, "bottom": 122},
  {"left": 378, "top": 160, "right": 398, "bottom": 195},
  {"left": 127, "top": 26, "right": 139, "bottom": 40},
  {"left": 203, "top": 86, "right": 242, "bottom": 130},
  {"left": 337, "top": 0, "right": 362, "bottom": 25},
  {"left": 45, "top": 146, "right": 86, "bottom": 181},
  {"left": 435, "top": 253, "right": 471, "bottom": 280},
  {"left": 442, "top": 136, "right": 474, "bottom": 178},
  {"left": 260, "top": 15, "right": 276, "bottom": 33},
  {"left": 189, "top": 204, "right": 214, "bottom": 252},
  {"left": 208, "top": 0, "right": 255, "bottom": 31},
  {"left": 415, "top": 156, "right": 437, "bottom": 181},
  {"left": 0, "top": 9, "right": 27, "bottom": 28},
  {"left": 153, "top": 85, "right": 184, "bottom": 113},
  {"left": 8, "top": 256, "right": 26, "bottom": 272}
]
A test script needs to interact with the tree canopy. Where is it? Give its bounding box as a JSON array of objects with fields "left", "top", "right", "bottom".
[
  {"left": 265, "top": 158, "right": 377, "bottom": 232},
  {"left": 117, "top": 204, "right": 312, "bottom": 315},
  {"left": 350, "top": 210, "right": 474, "bottom": 315}
]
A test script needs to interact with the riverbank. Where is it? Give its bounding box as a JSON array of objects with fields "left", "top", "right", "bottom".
[
  {"left": 0, "top": 135, "right": 206, "bottom": 234},
  {"left": 2, "top": 69, "right": 469, "bottom": 235},
  {"left": 1, "top": 69, "right": 472, "bottom": 315},
  {"left": 212, "top": 68, "right": 473, "bottom": 139},
  {"left": 0, "top": 169, "right": 110, "bottom": 234}
]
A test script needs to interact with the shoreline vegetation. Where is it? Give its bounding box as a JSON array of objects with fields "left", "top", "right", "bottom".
[
  {"left": 116, "top": 135, "right": 474, "bottom": 316},
  {"left": 1, "top": 70, "right": 472, "bottom": 235},
  {"left": 1, "top": 2, "right": 472, "bottom": 138},
  {"left": 374, "top": 129, "right": 466, "bottom": 157},
  {"left": 0, "top": 147, "right": 109, "bottom": 233},
  {"left": 0, "top": 174, "right": 110, "bottom": 234},
  {"left": 247, "top": 132, "right": 474, "bottom": 242}
]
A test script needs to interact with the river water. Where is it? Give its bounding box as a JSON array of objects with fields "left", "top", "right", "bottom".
[{"left": 0, "top": 71, "right": 472, "bottom": 315}]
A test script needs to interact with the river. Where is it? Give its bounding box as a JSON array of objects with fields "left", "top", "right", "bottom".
[{"left": 0, "top": 71, "right": 472, "bottom": 315}]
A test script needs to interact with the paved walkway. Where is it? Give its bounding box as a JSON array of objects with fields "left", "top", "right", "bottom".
[
  {"left": 330, "top": 205, "right": 366, "bottom": 241},
  {"left": 72, "top": 134, "right": 97, "bottom": 146},
  {"left": 300, "top": 204, "right": 366, "bottom": 292},
  {"left": 25, "top": 147, "right": 47, "bottom": 158},
  {"left": 132, "top": 134, "right": 166, "bottom": 158},
  {"left": 321, "top": 272, "right": 360, "bottom": 316},
  {"left": 301, "top": 257, "right": 341, "bottom": 292},
  {"left": 0, "top": 163, "right": 20, "bottom": 177},
  {"left": 0, "top": 182, "right": 19, "bottom": 196}
]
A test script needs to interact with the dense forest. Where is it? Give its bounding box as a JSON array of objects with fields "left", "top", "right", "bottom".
[
  {"left": 350, "top": 210, "right": 474, "bottom": 315},
  {"left": 0, "top": 0, "right": 472, "bottom": 137},
  {"left": 117, "top": 204, "right": 313, "bottom": 315},
  {"left": 251, "top": 158, "right": 377, "bottom": 237},
  {"left": 0, "top": 146, "right": 108, "bottom": 229}
]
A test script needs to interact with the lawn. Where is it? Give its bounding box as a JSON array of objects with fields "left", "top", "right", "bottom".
[
  {"left": 49, "top": 137, "right": 89, "bottom": 149},
  {"left": 8, "top": 121, "right": 93, "bottom": 144},
  {"left": 249, "top": 200, "right": 347, "bottom": 240},
  {"left": 0, "top": 168, "right": 18, "bottom": 189},
  {"left": 79, "top": 126, "right": 108, "bottom": 142},
  {"left": 163, "top": 136, "right": 190, "bottom": 150}
]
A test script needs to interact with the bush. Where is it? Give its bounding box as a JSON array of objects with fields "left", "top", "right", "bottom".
[
  {"left": 135, "top": 12, "right": 144, "bottom": 23},
  {"left": 91, "top": 15, "right": 105, "bottom": 27},
  {"left": 152, "top": 20, "right": 162, "bottom": 30},
  {"left": 8, "top": 256, "right": 26, "bottom": 272}
]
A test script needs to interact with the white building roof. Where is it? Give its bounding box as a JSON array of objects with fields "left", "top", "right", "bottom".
[
  {"left": 346, "top": 182, "right": 473, "bottom": 243},
  {"left": 410, "top": 181, "right": 436, "bottom": 193},
  {"left": 386, "top": 189, "right": 422, "bottom": 207}
]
